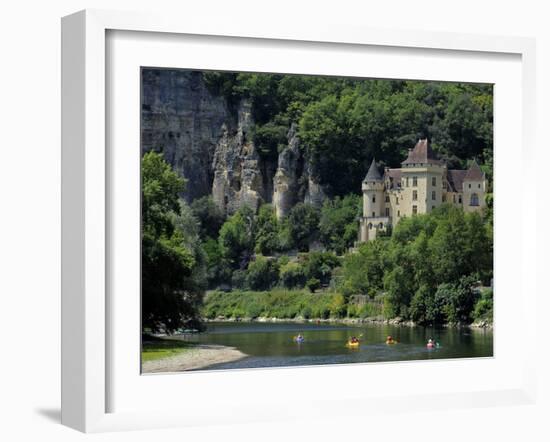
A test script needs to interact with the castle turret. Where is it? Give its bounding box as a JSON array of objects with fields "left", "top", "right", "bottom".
[
  {"left": 362, "top": 158, "right": 384, "bottom": 218},
  {"left": 359, "top": 159, "right": 388, "bottom": 242},
  {"left": 462, "top": 159, "right": 487, "bottom": 213}
]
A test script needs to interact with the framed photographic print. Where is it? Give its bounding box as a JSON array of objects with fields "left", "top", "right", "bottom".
[{"left": 61, "top": 9, "right": 537, "bottom": 433}]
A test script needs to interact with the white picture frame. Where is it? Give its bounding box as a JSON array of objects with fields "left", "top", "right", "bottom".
[{"left": 61, "top": 9, "right": 537, "bottom": 433}]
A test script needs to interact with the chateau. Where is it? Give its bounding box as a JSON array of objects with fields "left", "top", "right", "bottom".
[{"left": 359, "top": 139, "right": 487, "bottom": 242}]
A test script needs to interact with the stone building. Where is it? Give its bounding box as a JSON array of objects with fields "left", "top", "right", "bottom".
[{"left": 359, "top": 139, "right": 487, "bottom": 242}]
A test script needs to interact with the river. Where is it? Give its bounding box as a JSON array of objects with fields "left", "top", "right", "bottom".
[{"left": 182, "top": 321, "right": 493, "bottom": 370}]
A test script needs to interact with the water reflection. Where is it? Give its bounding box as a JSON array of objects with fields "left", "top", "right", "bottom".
[{"left": 180, "top": 322, "right": 493, "bottom": 370}]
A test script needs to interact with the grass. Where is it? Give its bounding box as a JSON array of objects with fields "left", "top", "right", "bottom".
[
  {"left": 202, "top": 289, "right": 383, "bottom": 320},
  {"left": 141, "top": 336, "right": 196, "bottom": 362}
]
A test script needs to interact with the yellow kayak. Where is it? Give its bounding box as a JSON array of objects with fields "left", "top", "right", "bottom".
[
  {"left": 386, "top": 340, "right": 398, "bottom": 345},
  {"left": 346, "top": 341, "right": 360, "bottom": 348}
]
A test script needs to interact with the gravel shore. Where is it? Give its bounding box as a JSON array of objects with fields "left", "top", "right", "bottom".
[{"left": 142, "top": 344, "right": 247, "bottom": 373}]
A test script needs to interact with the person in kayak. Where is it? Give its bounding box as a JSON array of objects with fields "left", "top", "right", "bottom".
[
  {"left": 350, "top": 336, "right": 359, "bottom": 343},
  {"left": 386, "top": 335, "right": 395, "bottom": 344},
  {"left": 427, "top": 338, "right": 435, "bottom": 348}
]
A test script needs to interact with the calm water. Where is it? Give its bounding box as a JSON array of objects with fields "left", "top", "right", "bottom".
[{"left": 181, "top": 321, "right": 493, "bottom": 370}]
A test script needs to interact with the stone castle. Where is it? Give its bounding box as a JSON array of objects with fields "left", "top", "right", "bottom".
[{"left": 359, "top": 139, "right": 487, "bottom": 242}]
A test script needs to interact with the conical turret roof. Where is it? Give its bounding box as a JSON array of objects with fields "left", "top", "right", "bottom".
[
  {"left": 364, "top": 158, "right": 383, "bottom": 182},
  {"left": 464, "top": 159, "right": 485, "bottom": 181}
]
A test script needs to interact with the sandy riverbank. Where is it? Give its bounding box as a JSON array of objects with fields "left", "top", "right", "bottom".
[{"left": 142, "top": 344, "right": 247, "bottom": 373}]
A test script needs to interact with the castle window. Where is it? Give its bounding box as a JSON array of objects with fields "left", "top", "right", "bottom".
[
  {"left": 385, "top": 207, "right": 390, "bottom": 216},
  {"left": 406, "top": 177, "right": 409, "bottom": 187},
  {"left": 396, "top": 197, "right": 399, "bottom": 205},
  {"left": 385, "top": 195, "right": 390, "bottom": 203},
  {"left": 413, "top": 176, "right": 418, "bottom": 187},
  {"left": 413, "top": 190, "right": 418, "bottom": 201},
  {"left": 368, "top": 223, "right": 373, "bottom": 230},
  {"left": 469, "top": 183, "right": 472, "bottom": 189},
  {"left": 397, "top": 210, "right": 400, "bottom": 217},
  {"left": 470, "top": 193, "right": 479, "bottom": 206},
  {"left": 478, "top": 183, "right": 481, "bottom": 189},
  {"left": 372, "top": 212, "right": 375, "bottom": 218},
  {"left": 432, "top": 190, "right": 436, "bottom": 201},
  {"left": 379, "top": 222, "right": 383, "bottom": 229},
  {"left": 459, "top": 195, "right": 462, "bottom": 204},
  {"left": 372, "top": 195, "right": 376, "bottom": 203},
  {"left": 432, "top": 177, "right": 436, "bottom": 186},
  {"left": 412, "top": 205, "right": 417, "bottom": 215}
]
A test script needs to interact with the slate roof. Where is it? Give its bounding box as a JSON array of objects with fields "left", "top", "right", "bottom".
[
  {"left": 364, "top": 158, "right": 383, "bottom": 182},
  {"left": 446, "top": 169, "right": 467, "bottom": 193},
  {"left": 384, "top": 168, "right": 402, "bottom": 189},
  {"left": 464, "top": 159, "right": 485, "bottom": 181},
  {"left": 402, "top": 139, "right": 442, "bottom": 166}
]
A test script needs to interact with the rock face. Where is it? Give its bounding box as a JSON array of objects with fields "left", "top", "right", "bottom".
[
  {"left": 211, "top": 100, "right": 265, "bottom": 214},
  {"left": 141, "top": 69, "right": 230, "bottom": 202},
  {"left": 141, "top": 69, "right": 327, "bottom": 215},
  {"left": 272, "top": 124, "right": 303, "bottom": 219}
]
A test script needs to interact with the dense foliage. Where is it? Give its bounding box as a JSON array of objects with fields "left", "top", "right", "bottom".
[
  {"left": 142, "top": 152, "right": 206, "bottom": 333},
  {"left": 336, "top": 205, "right": 492, "bottom": 324},
  {"left": 204, "top": 72, "right": 493, "bottom": 196},
  {"left": 143, "top": 73, "right": 494, "bottom": 329}
]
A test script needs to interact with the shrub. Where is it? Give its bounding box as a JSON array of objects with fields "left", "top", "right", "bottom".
[
  {"left": 246, "top": 256, "right": 280, "bottom": 291},
  {"left": 279, "top": 262, "right": 307, "bottom": 288},
  {"left": 473, "top": 288, "right": 493, "bottom": 321},
  {"left": 231, "top": 269, "right": 247, "bottom": 290},
  {"left": 306, "top": 277, "right": 321, "bottom": 293},
  {"left": 301, "top": 251, "right": 341, "bottom": 285}
]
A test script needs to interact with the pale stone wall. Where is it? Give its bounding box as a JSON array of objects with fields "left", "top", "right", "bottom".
[
  {"left": 462, "top": 178, "right": 487, "bottom": 213},
  {"left": 359, "top": 161, "right": 487, "bottom": 242}
]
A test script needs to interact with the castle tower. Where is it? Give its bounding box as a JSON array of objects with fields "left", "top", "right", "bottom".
[
  {"left": 359, "top": 159, "right": 388, "bottom": 242},
  {"left": 400, "top": 139, "right": 445, "bottom": 216},
  {"left": 462, "top": 159, "right": 487, "bottom": 213}
]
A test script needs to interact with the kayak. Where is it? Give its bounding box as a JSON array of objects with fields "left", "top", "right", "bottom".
[
  {"left": 346, "top": 341, "right": 360, "bottom": 348},
  {"left": 427, "top": 343, "right": 435, "bottom": 348},
  {"left": 386, "top": 340, "right": 398, "bottom": 345},
  {"left": 293, "top": 336, "right": 305, "bottom": 343}
]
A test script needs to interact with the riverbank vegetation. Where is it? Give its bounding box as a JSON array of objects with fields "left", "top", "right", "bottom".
[
  {"left": 141, "top": 74, "right": 493, "bottom": 333},
  {"left": 141, "top": 152, "right": 493, "bottom": 332}
]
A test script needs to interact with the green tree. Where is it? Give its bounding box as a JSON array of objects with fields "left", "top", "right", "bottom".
[
  {"left": 279, "top": 262, "right": 307, "bottom": 289},
  {"left": 255, "top": 204, "right": 280, "bottom": 255},
  {"left": 246, "top": 256, "right": 280, "bottom": 291},
  {"left": 319, "top": 194, "right": 362, "bottom": 253},
  {"left": 339, "top": 240, "right": 387, "bottom": 297},
  {"left": 286, "top": 203, "right": 320, "bottom": 251},
  {"left": 306, "top": 277, "right": 321, "bottom": 293},
  {"left": 190, "top": 196, "right": 225, "bottom": 240},
  {"left": 218, "top": 205, "right": 255, "bottom": 270},
  {"left": 302, "top": 251, "right": 341, "bottom": 286},
  {"left": 141, "top": 152, "right": 206, "bottom": 333}
]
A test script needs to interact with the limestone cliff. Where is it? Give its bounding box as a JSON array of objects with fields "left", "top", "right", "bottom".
[
  {"left": 141, "top": 69, "right": 230, "bottom": 202},
  {"left": 141, "top": 69, "right": 327, "bottom": 216},
  {"left": 211, "top": 100, "right": 265, "bottom": 214}
]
